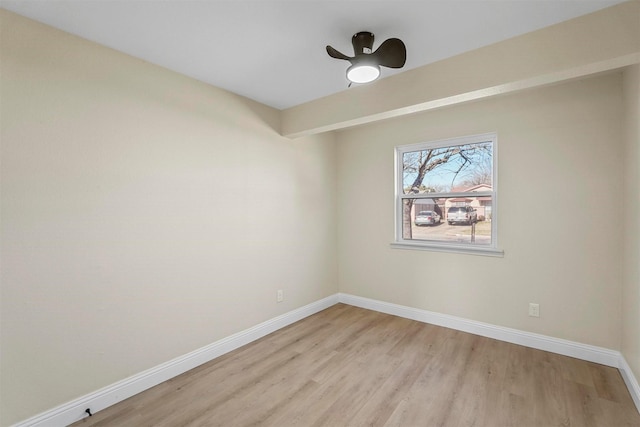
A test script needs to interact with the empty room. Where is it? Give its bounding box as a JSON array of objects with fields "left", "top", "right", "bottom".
[{"left": 1, "top": 1, "right": 640, "bottom": 426}]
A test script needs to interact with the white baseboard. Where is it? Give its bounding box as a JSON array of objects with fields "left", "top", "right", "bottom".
[
  {"left": 11, "top": 294, "right": 339, "bottom": 427},
  {"left": 619, "top": 355, "right": 640, "bottom": 414},
  {"left": 338, "top": 293, "right": 620, "bottom": 366},
  {"left": 338, "top": 292, "right": 640, "bottom": 413}
]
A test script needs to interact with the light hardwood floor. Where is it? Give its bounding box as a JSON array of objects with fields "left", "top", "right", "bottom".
[{"left": 71, "top": 304, "right": 640, "bottom": 426}]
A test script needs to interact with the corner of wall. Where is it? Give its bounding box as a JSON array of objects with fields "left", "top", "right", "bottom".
[{"left": 621, "top": 63, "right": 640, "bottom": 393}]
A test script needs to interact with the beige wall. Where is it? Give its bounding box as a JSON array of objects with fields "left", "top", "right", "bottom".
[
  {"left": 622, "top": 65, "right": 640, "bottom": 384},
  {"left": 336, "top": 73, "right": 624, "bottom": 350},
  {"left": 0, "top": 10, "right": 337, "bottom": 425}
]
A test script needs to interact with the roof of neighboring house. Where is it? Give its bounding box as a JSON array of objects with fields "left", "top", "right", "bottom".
[{"left": 451, "top": 184, "right": 493, "bottom": 192}]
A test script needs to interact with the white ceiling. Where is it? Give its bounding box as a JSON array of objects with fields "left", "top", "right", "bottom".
[{"left": 1, "top": 0, "right": 626, "bottom": 110}]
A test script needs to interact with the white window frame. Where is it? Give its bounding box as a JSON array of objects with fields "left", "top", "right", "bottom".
[{"left": 391, "top": 132, "right": 503, "bottom": 257}]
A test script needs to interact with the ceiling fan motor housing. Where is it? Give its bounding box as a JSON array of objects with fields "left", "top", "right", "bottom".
[{"left": 352, "top": 31, "right": 375, "bottom": 55}]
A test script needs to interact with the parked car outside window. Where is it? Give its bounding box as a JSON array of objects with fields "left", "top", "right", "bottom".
[
  {"left": 447, "top": 206, "right": 478, "bottom": 225},
  {"left": 415, "top": 210, "right": 441, "bottom": 226}
]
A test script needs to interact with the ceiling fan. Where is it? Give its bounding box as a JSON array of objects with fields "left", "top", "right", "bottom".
[{"left": 326, "top": 31, "right": 406, "bottom": 84}]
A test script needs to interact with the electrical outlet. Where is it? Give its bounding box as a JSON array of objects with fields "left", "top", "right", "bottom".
[
  {"left": 277, "top": 289, "right": 284, "bottom": 303},
  {"left": 529, "top": 303, "right": 540, "bottom": 317}
]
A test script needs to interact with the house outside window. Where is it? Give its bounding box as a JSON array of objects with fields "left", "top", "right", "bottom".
[{"left": 392, "top": 133, "right": 502, "bottom": 256}]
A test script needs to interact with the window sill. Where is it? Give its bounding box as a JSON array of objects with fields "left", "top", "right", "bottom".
[{"left": 390, "top": 241, "right": 504, "bottom": 257}]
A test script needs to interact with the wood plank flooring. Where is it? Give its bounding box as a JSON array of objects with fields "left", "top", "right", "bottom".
[{"left": 71, "top": 304, "right": 640, "bottom": 426}]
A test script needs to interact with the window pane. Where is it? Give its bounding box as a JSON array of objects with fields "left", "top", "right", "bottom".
[
  {"left": 402, "top": 141, "right": 493, "bottom": 194},
  {"left": 402, "top": 196, "right": 493, "bottom": 246}
]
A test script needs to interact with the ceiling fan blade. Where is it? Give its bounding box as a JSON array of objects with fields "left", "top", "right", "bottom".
[
  {"left": 326, "top": 45, "right": 352, "bottom": 61},
  {"left": 373, "top": 38, "right": 406, "bottom": 68}
]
